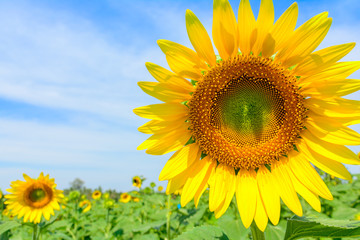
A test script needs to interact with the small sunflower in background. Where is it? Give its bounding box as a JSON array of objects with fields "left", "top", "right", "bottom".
[
  {"left": 104, "top": 199, "right": 115, "bottom": 209},
  {"left": 132, "top": 176, "right": 142, "bottom": 188},
  {"left": 158, "top": 186, "right": 164, "bottom": 192},
  {"left": 79, "top": 200, "right": 91, "bottom": 213},
  {"left": 119, "top": 192, "right": 131, "bottom": 203},
  {"left": 2, "top": 209, "right": 14, "bottom": 220},
  {"left": 5, "top": 173, "right": 63, "bottom": 224},
  {"left": 92, "top": 190, "right": 102, "bottom": 200},
  {"left": 132, "top": 197, "right": 140, "bottom": 203},
  {"left": 103, "top": 192, "right": 110, "bottom": 200},
  {"left": 134, "top": 0, "right": 360, "bottom": 231}
]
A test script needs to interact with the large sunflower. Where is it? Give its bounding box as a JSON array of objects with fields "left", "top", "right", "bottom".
[
  {"left": 134, "top": 0, "right": 360, "bottom": 231},
  {"left": 5, "top": 173, "right": 63, "bottom": 224}
]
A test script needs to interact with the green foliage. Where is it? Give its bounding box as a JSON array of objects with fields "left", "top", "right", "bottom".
[
  {"left": 0, "top": 174, "right": 360, "bottom": 239},
  {"left": 173, "top": 225, "right": 228, "bottom": 240},
  {"left": 284, "top": 216, "right": 360, "bottom": 240}
]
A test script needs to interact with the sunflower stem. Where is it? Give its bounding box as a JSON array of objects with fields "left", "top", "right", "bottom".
[
  {"left": 166, "top": 194, "right": 171, "bottom": 240},
  {"left": 250, "top": 222, "right": 265, "bottom": 240},
  {"left": 32, "top": 223, "right": 38, "bottom": 240}
]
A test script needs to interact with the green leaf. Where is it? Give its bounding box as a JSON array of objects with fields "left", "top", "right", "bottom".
[
  {"left": 133, "top": 233, "right": 160, "bottom": 240},
  {"left": 173, "top": 225, "right": 229, "bottom": 240},
  {"left": 132, "top": 220, "right": 167, "bottom": 233},
  {"left": 265, "top": 221, "right": 286, "bottom": 240},
  {"left": 0, "top": 221, "right": 21, "bottom": 235},
  {"left": 217, "top": 216, "right": 249, "bottom": 240},
  {"left": 284, "top": 216, "right": 360, "bottom": 240}
]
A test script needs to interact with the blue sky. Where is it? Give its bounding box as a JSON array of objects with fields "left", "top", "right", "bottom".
[{"left": 0, "top": 0, "right": 359, "bottom": 192}]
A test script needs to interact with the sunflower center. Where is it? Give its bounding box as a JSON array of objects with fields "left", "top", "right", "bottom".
[
  {"left": 189, "top": 55, "right": 306, "bottom": 169},
  {"left": 24, "top": 183, "right": 53, "bottom": 208},
  {"left": 29, "top": 189, "right": 46, "bottom": 202}
]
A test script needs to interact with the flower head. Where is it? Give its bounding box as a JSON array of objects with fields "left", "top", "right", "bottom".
[
  {"left": 119, "top": 192, "right": 131, "bottom": 203},
  {"left": 5, "top": 173, "right": 63, "bottom": 223},
  {"left": 134, "top": 0, "right": 360, "bottom": 231},
  {"left": 92, "top": 190, "right": 102, "bottom": 200},
  {"left": 132, "top": 176, "right": 142, "bottom": 188},
  {"left": 79, "top": 200, "right": 91, "bottom": 213}
]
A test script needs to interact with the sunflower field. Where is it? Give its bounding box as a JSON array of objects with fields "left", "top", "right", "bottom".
[{"left": 0, "top": 173, "right": 360, "bottom": 240}]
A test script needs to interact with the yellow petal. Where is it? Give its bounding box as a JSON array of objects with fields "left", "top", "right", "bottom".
[
  {"left": 138, "top": 116, "right": 188, "bottom": 134},
  {"left": 214, "top": 166, "right": 236, "bottom": 218},
  {"left": 137, "top": 121, "right": 189, "bottom": 151},
  {"left": 194, "top": 183, "right": 208, "bottom": 208},
  {"left": 301, "top": 78, "right": 360, "bottom": 98},
  {"left": 305, "top": 97, "right": 360, "bottom": 119},
  {"left": 302, "top": 130, "right": 360, "bottom": 165},
  {"left": 166, "top": 170, "right": 189, "bottom": 194},
  {"left": 298, "top": 141, "right": 352, "bottom": 180},
  {"left": 305, "top": 117, "right": 360, "bottom": 145},
  {"left": 145, "top": 62, "right": 194, "bottom": 90},
  {"left": 212, "top": 0, "right": 238, "bottom": 59},
  {"left": 146, "top": 128, "right": 192, "bottom": 155},
  {"left": 159, "top": 143, "right": 201, "bottom": 181},
  {"left": 157, "top": 40, "right": 207, "bottom": 80},
  {"left": 269, "top": 3, "right": 298, "bottom": 54},
  {"left": 271, "top": 160, "right": 302, "bottom": 216},
  {"left": 308, "top": 110, "right": 360, "bottom": 127},
  {"left": 294, "top": 43, "right": 355, "bottom": 76},
  {"left": 252, "top": 0, "right": 274, "bottom": 56},
  {"left": 138, "top": 81, "right": 192, "bottom": 103},
  {"left": 288, "top": 149, "right": 333, "bottom": 200},
  {"left": 236, "top": 169, "right": 257, "bottom": 228},
  {"left": 287, "top": 165, "right": 321, "bottom": 212},
  {"left": 275, "top": 12, "right": 330, "bottom": 68},
  {"left": 133, "top": 103, "right": 188, "bottom": 121},
  {"left": 181, "top": 156, "right": 216, "bottom": 206},
  {"left": 254, "top": 187, "right": 268, "bottom": 232},
  {"left": 257, "top": 166, "right": 280, "bottom": 225},
  {"left": 209, "top": 164, "right": 228, "bottom": 211},
  {"left": 300, "top": 61, "right": 360, "bottom": 85},
  {"left": 237, "top": 0, "right": 256, "bottom": 55},
  {"left": 186, "top": 10, "right": 216, "bottom": 66}
]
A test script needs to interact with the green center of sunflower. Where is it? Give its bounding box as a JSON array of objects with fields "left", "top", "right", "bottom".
[
  {"left": 29, "top": 189, "right": 46, "bottom": 202},
  {"left": 189, "top": 55, "right": 306, "bottom": 169},
  {"left": 24, "top": 183, "right": 54, "bottom": 208}
]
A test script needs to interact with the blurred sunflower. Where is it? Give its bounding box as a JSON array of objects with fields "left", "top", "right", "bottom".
[
  {"left": 92, "top": 190, "right": 102, "bottom": 200},
  {"left": 134, "top": 0, "right": 360, "bottom": 231},
  {"left": 132, "top": 176, "right": 142, "bottom": 188},
  {"left": 5, "top": 173, "right": 63, "bottom": 224},
  {"left": 2, "top": 209, "right": 14, "bottom": 220},
  {"left": 79, "top": 200, "right": 91, "bottom": 213},
  {"left": 103, "top": 192, "right": 110, "bottom": 199},
  {"left": 119, "top": 193, "right": 131, "bottom": 203},
  {"left": 132, "top": 197, "right": 140, "bottom": 202},
  {"left": 158, "top": 186, "right": 164, "bottom": 192}
]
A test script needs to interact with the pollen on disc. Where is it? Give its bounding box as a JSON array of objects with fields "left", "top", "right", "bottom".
[{"left": 189, "top": 55, "right": 306, "bottom": 169}]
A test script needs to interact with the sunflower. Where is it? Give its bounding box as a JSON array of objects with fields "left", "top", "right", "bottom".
[
  {"left": 92, "top": 190, "right": 102, "bottom": 200},
  {"left": 134, "top": 0, "right": 360, "bottom": 231},
  {"left": 158, "top": 186, "right": 164, "bottom": 192},
  {"left": 5, "top": 173, "right": 64, "bottom": 224},
  {"left": 119, "top": 192, "right": 132, "bottom": 203},
  {"left": 132, "top": 197, "right": 140, "bottom": 202},
  {"left": 132, "top": 176, "right": 142, "bottom": 188},
  {"left": 79, "top": 200, "right": 91, "bottom": 213}
]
